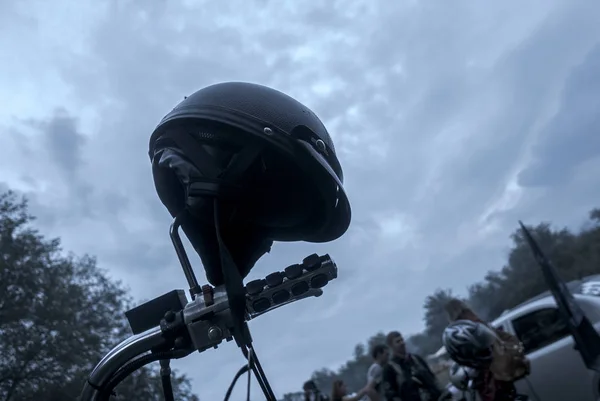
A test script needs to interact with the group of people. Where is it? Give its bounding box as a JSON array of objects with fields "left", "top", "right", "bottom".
[
  {"left": 302, "top": 298, "right": 531, "bottom": 401},
  {"left": 302, "top": 330, "right": 444, "bottom": 401}
]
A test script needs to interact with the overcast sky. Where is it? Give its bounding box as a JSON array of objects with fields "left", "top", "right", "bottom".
[{"left": 1, "top": 0, "right": 600, "bottom": 399}]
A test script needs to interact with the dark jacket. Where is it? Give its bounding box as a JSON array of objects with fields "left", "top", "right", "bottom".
[{"left": 382, "top": 354, "right": 441, "bottom": 401}]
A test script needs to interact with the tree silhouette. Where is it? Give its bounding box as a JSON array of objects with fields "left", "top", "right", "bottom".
[{"left": 0, "top": 191, "right": 199, "bottom": 401}]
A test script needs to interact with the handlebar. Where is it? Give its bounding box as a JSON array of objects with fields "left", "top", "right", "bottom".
[
  {"left": 80, "top": 253, "right": 338, "bottom": 401},
  {"left": 81, "top": 327, "right": 165, "bottom": 400}
]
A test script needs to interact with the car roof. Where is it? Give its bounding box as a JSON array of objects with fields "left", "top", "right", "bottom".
[
  {"left": 491, "top": 293, "right": 594, "bottom": 324},
  {"left": 494, "top": 274, "right": 600, "bottom": 318}
]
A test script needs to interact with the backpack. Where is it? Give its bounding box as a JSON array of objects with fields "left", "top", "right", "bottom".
[
  {"left": 489, "top": 329, "right": 530, "bottom": 382},
  {"left": 444, "top": 298, "right": 530, "bottom": 383}
]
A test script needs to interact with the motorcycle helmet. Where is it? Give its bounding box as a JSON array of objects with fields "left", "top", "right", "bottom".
[
  {"left": 149, "top": 82, "right": 351, "bottom": 286},
  {"left": 442, "top": 320, "right": 498, "bottom": 369}
]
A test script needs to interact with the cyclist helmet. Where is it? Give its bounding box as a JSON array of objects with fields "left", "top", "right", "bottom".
[
  {"left": 442, "top": 319, "right": 498, "bottom": 369},
  {"left": 448, "top": 361, "right": 478, "bottom": 391},
  {"left": 149, "top": 82, "right": 351, "bottom": 286}
]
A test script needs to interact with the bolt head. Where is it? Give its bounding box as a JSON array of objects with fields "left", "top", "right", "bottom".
[{"left": 208, "top": 326, "right": 223, "bottom": 341}]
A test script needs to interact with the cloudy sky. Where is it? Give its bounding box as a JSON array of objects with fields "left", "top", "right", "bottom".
[{"left": 1, "top": 0, "right": 600, "bottom": 399}]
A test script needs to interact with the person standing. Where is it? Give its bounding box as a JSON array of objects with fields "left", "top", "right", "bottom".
[
  {"left": 381, "top": 331, "right": 442, "bottom": 401},
  {"left": 304, "top": 380, "right": 330, "bottom": 401},
  {"left": 365, "top": 344, "right": 389, "bottom": 401}
]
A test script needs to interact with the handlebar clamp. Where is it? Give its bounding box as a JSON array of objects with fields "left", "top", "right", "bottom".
[{"left": 183, "top": 286, "right": 235, "bottom": 351}]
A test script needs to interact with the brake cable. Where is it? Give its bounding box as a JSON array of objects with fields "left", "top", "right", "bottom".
[
  {"left": 159, "top": 359, "right": 174, "bottom": 401},
  {"left": 224, "top": 365, "right": 250, "bottom": 401}
]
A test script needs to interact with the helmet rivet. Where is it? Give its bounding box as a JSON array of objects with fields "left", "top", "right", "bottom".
[
  {"left": 315, "top": 139, "right": 326, "bottom": 153},
  {"left": 263, "top": 127, "right": 274, "bottom": 136}
]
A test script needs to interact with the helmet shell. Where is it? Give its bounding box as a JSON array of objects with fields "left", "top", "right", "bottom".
[
  {"left": 442, "top": 320, "right": 498, "bottom": 369},
  {"left": 150, "top": 81, "right": 351, "bottom": 243}
]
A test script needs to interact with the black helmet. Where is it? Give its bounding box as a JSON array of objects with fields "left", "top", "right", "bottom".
[
  {"left": 149, "top": 82, "right": 351, "bottom": 286},
  {"left": 442, "top": 320, "right": 498, "bottom": 369}
]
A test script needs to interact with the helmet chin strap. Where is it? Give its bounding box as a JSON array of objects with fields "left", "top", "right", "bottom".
[
  {"left": 213, "top": 200, "right": 250, "bottom": 347},
  {"left": 213, "top": 199, "right": 276, "bottom": 401}
]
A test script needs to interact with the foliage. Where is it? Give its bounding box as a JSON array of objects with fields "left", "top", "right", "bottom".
[
  {"left": 282, "top": 208, "right": 600, "bottom": 399},
  {"left": 0, "top": 191, "right": 199, "bottom": 401}
]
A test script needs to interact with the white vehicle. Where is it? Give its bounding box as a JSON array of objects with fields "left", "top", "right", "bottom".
[{"left": 436, "top": 276, "right": 600, "bottom": 401}]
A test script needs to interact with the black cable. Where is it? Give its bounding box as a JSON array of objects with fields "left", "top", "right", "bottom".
[
  {"left": 160, "top": 359, "right": 175, "bottom": 401},
  {"left": 249, "top": 349, "right": 276, "bottom": 400},
  {"left": 246, "top": 348, "right": 253, "bottom": 401},
  {"left": 97, "top": 349, "right": 191, "bottom": 401},
  {"left": 223, "top": 365, "right": 250, "bottom": 401},
  {"left": 224, "top": 348, "right": 276, "bottom": 401},
  {"left": 240, "top": 345, "right": 276, "bottom": 400}
]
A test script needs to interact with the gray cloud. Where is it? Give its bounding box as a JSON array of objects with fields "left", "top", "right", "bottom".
[
  {"left": 36, "top": 109, "right": 86, "bottom": 175},
  {"left": 519, "top": 43, "right": 600, "bottom": 188},
  {"left": 1, "top": 0, "right": 600, "bottom": 399}
]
